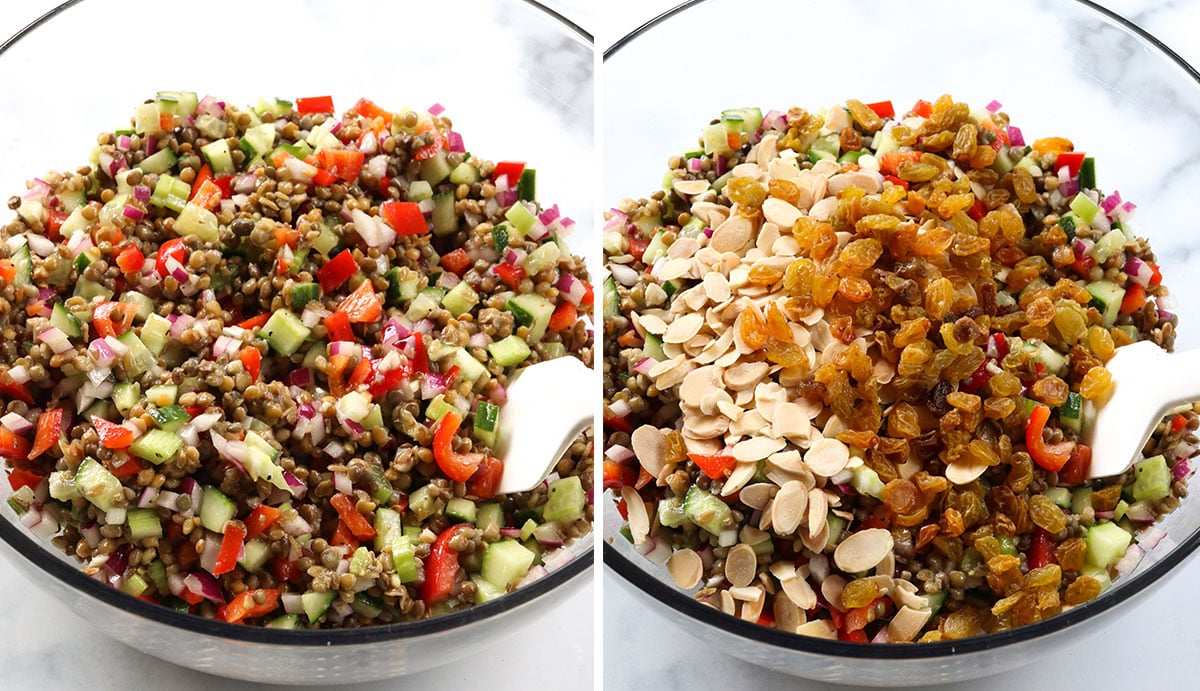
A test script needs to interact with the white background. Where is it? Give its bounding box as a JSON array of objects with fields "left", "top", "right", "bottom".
[
  {"left": 598, "top": 1, "right": 1200, "bottom": 691},
  {"left": 0, "top": 1, "right": 595, "bottom": 690}
]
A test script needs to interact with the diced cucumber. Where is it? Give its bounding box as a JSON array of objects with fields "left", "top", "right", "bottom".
[
  {"left": 1079, "top": 157, "right": 1096, "bottom": 189},
  {"left": 174, "top": 203, "right": 220, "bottom": 244},
  {"left": 807, "top": 133, "right": 840, "bottom": 162},
  {"left": 824, "top": 513, "right": 847, "bottom": 552},
  {"left": 519, "top": 518, "right": 538, "bottom": 542},
  {"left": 450, "top": 347, "right": 489, "bottom": 384},
  {"left": 11, "top": 244, "right": 32, "bottom": 285},
  {"left": 117, "top": 331, "right": 156, "bottom": 378},
  {"left": 49, "top": 470, "right": 81, "bottom": 501},
  {"left": 487, "top": 335, "right": 531, "bottom": 367},
  {"left": 657, "top": 495, "right": 687, "bottom": 528},
  {"left": 368, "top": 464, "right": 393, "bottom": 504},
  {"left": 446, "top": 497, "right": 478, "bottom": 524},
  {"left": 522, "top": 242, "right": 561, "bottom": 276},
  {"left": 643, "top": 333, "right": 667, "bottom": 362},
  {"left": 405, "top": 290, "right": 442, "bottom": 321},
  {"left": 431, "top": 192, "right": 457, "bottom": 235},
  {"left": 722, "top": 107, "right": 763, "bottom": 134},
  {"left": 238, "top": 539, "right": 272, "bottom": 573},
  {"left": 1069, "top": 192, "right": 1100, "bottom": 226},
  {"left": 120, "top": 291, "right": 155, "bottom": 322},
  {"left": 1072, "top": 487, "right": 1093, "bottom": 515},
  {"left": 1113, "top": 499, "right": 1130, "bottom": 522},
  {"left": 420, "top": 152, "right": 452, "bottom": 185},
  {"left": 850, "top": 464, "right": 887, "bottom": 500},
  {"left": 148, "top": 404, "right": 190, "bottom": 432},
  {"left": 1059, "top": 391, "right": 1083, "bottom": 433},
  {"left": 405, "top": 180, "right": 434, "bottom": 202},
  {"left": 1025, "top": 339, "right": 1068, "bottom": 376},
  {"left": 240, "top": 123, "right": 277, "bottom": 163},
  {"left": 424, "top": 394, "right": 456, "bottom": 422},
  {"left": 473, "top": 401, "right": 500, "bottom": 447},
  {"left": 145, "top": 384, "right": 178, "bottom": 406},
  {"left": 260, "top": 309, "right": 311, "bottom": 356},
  {"left": 383, "top": 268, "right": 419, "bottom": 306},
  {"left": 475, "top": 502, "right": 504, "bottom": 531},
  {"left": 702, "top": 123, "right": 733, "bottom": 156},
  {"left": 139, "top": 314, "right": 171, "bottom": 356},
  {"left": 517, "top": 168, "right": 536, "bottom": 202},
  {"left": 291, "top": 282, "right": 320, "bottom": 311},
  {"left": 129, "top": 429, "right": 183, "bottom": 465},
  {"left": 481, "top": 540, "right": 535, "bottom": 588},
  {"left": 1088, "top": 229, "right": 1126, "bottom": 265},
  {"left": 1044, "top": 486, "right": 1072, "bottom": 509},
  {"left": 121, "top": 573, "right": 149, "bottom": 597},
  {"left": 127, "top": 508, "right": 163, "bottom": 541},
  {"left": 267, "top": 613, "right": 301, "bottom": 629},
  {"left": 199, "top": 486, "right": 236, "bottom": 533},
  {"left": 137, "top": 148, "right": 178, "bottom": 175},
  {"left": 111, "top": 382, "right": 140, "bottom": 416},
  {"left": 1132, "top": 455, "right": 1171, "bottom": 502},
  {"left": 441, "top": 281, "right": 479, "bottom": 317},
  {"left": 683, "top": 485, "right": 731, "bottom": 536},
  {"left": 408, "top": 484, "right": 437, "bottom": 522},
  {"left": 50, "top": 303, "right": 81, "bottom": 338},
  {"left": 471, "top": 574, "right": 507, "bottom": 604},
  {"left": 504, "top": 202, "right": 538, "bottom": 237},
  {"left": 75, "top": 457, "right": 123, "bottom": 512},
  {"left": 74, "top": 276, "right": 113, "bottom": 302},
  {"left": 147, "top": 560, "right": 168, "bottom": 594},
  {"left": 301, "top": 591, "right": 337, "bottom": 624},
  {"left": 1085, "top": 280, "right": 1126, "bottom": 328},
  {"left": 156, "top": 91, "right": 198, "bottom": 116},
  {"left": 1085, "top": 521, "right": 1132, "bottom": 569},
  {"left": 201, "top": 139, "right": 235, "bottom": 176},
  {"left": 543, "top": 476, "right": 585, "bottom": 524},
  {"left": 506, "top": 293, "right": 554, "bottom": 342},
  {"left": 923, "top": 591, "right": 949, "bottom": 617},
  {"left": 149, "top": 174, "right": 191, "bottom": 213},
  {"left": 1058, "top": 212, "right": 1080, "bottom": 241},
  {"left": 449, "top": 162, "right": 480, "bottom": 186},
  {"left": 351, "top": 592, "right": 385, "bottom": 619},
  {"left": 374, "top": 507, "right": 419, "bottom": 582}
]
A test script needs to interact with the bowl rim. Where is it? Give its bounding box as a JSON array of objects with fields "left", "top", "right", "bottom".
[
  {"left": 601, "top": 0, "right": 1200, "bottom": 659},
  {"left": 0, "top": 0, "right": 594, "bottom": 646}
]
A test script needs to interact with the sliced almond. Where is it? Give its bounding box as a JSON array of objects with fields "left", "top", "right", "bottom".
[
  {"left": 682, "top": 434, "right": 722, "bottom": 457},
  {"left": 808, "top": 196, "right": 838, "bottom": 222},
  {"left": 683, "top": 413, "right": 730, "bottom": 440},
  {"left": 888, "top": 606, "right": 933, "bottom": 643},
  {"left": 702, "top": 272, "right": 732, "bottom": 302},
  {"left": 807, "top": 487, "right": 829, "bottom": 539},
  {"left": 772, "top": 234, "right": 800, "bottom": 257},
  {"left": 770, "top": 480, "right": 808, "bottom": 535},
  {"left": 754, "top": 382, "right": 787, "bottom": 422},
  {"left": 716, "top": 400, "right": 744, "bottom": 421},
  {"left": 890, "top": 578, "right": 928, "bottom": 611},
  {"left": 699, "top": 388, "right": 733, "bottom": 416},
  {"left": 657, "top": 257, "right": 692, "bottom": 282},
  {"left": 691, "top": 201, "right": 729, "bottom": 228},
  {"left": 827, "top": 170, "right": 881, "bottom": 196},
  {"left": 739, "top": 483, "right": 776, "bottom": 510},
  {"left": 774, "top": 595, "right": 807, "bottom": 633},
  {"left": 732, "top": 436, "right": 785, "bottom": 462},
  {"left": 731, "top": 384, "right": 755, "bottom": 406},
  {"left": 710, "top": 214, "right": 753, "bottom": 254},
  {"left": 719, "top": 589, "right": 736, "bottom": 615},
  {"left": 655, "top": 357, "right": 694, "bottom": 390},
  {"left": 638, "top": 313, "right": 668, "bottom": 335},
  {"left": 667, "top": 548, "right": 704, "bottom": 589},
  {"left": 762, "top": 197, "right": 802, "bottom": 228},
  {"left": 821, "top": 573, "right": 848, "bottom": 612},
  {"left": 833, "top": 528, "right": 895, "bottom": 573},
  {"left": 738, "top": 587, "right": 766, "bottom": 622},
  {"left": 725, "top": 361, "right": 770, "bottom": 391},
  {"left": 694, "top": 329, "right": 734, "bottom": 366},
  {"left": 876, "top": 550, "right": 896, "bottom": 577},
  {"left": 873, "top": 356, "right": 896, "bottom": 385},
  {"left": 946, "top": 457, "right": 989, "bottom": 485},
  {"left": 767, "top": 450, "right": 805, "bottom": 474},
  {"left": 724, "top": 543, "right": 758, "bottom": 588},
  {"left": 663, "top": 312, "right": 704, "bottom": 344},
  {"left": 768, "top": 560, "right": 796, "bottom": 582},
  {"left": 681, "top": 284, "right": 710, "bottom": 312},
  {"left": 756, "top": 133, "right": 779, "bottom": 168},
  {"left": 781, "top": 572, "right": 818, "bottom": 610},
  {"left": 772, "top": 403, "right": 813, "bottom": 443},
  {"left": 648, "top": 353, "right": 685, "bottom": 379},
  {"left": 768, "top": 157, "right": 800, "bottom": 181},
  {"left": 796, "top": 619, "right": 838, "bottom": 639},
  {"left": 673, "top": 179, "right": 711, "bottom": 196},
  {"left": 620, "top": 485, "right": 650, "bottom": 545},
  {"left": 800, "top": 520, "right": 829, "bottom": 554},
  {"left": 630, "top": 425, "right": 666, "bottom": 477},
  {"left": 805, "top": 438, "right": 851, "bottom": 477},
  {"left": 679, "top": 365, "right": 725, "bottom": 408},
  {"left": 728, "top": 409, "right": 766, "bottom": 438},
  {"left": 721, "top": 460, "right": 758, "bottom": 497}
]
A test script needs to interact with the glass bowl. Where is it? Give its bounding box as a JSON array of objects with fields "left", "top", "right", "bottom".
[
  {"left": 603, "top": 0, "right": 1200, "bottom": 685},
  {"left": 0, "top": 0, "right": 593, "bottom": 685}
]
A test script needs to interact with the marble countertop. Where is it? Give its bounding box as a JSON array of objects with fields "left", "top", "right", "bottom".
[
  {"left": 600, "top": 1, "right": 1200, "bottom": 690},
  {"left": 0, "top": 1, "right": 593, "bottom": 690}
]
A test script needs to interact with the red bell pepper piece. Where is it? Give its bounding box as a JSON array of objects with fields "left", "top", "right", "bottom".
[
  {"left": 421, "top": 524, "right": 468, "bottom": 607},
  {"left": 865, "top": 101, "right": 895, "bottom": 119},
  {"left": 189, "top": 164, "right": 213, "bottom": 200},
  {"left": 548, "top": 301, "right": 577, "bottom": 334},
  {"left": 579, "top": 280, "right": 594, "bottom": 308},
  {"left": 330, "top": 493, "right": 377, "bottom": 540},
  {"left": 218, "top": 588, "right": 281, "bottom": 624},
  {"left": 323, "top": 311, "right": 355, "bottom": 343},
  {"left": 238, "top": 313, "right": 271, "bottom": 330},
  {"left": 1147, "top": 262, "right": 1163, "bottom": 286},
  {"left": 45, "top": 208, "right": 69, "bottom": 239},
  {"left": 603, "top": 461, "right": 638, "bottom": 490},
  {"left": 1028, "top": 528, "right": 1057, "bottom": 569},
  {"left": 348, "top": 358, "right": 374, "bottom": 389},
  {"left": 191, "top": 179, "right": 223, "bottom": 210},
  {"left": 838, "top": 628, "right": 869, "bottom": 643},
  {"left": 105, "top": 454, "right": 144, "bottom": 479},
  {"left": 1172, "top": 414, "right": 1188, "bottom": 434},
  {"left": 270, "top": 555, "right": 299, "bottom": 583},
  {"left": 368, "top": 361, "right": 412, "bottom": 398},
  {"left": 412, "top": 332, "right": 428, "bottom": 373},
  {"left": 7, "top": 468, "right": 43, "bottom": 492},
  {"left": 91, "top": 301, "right": 137, "bottom": 339},
  {"left": 336, "top": 279, "right": 382, "bottom": 323},
  {"left": 604, "top": 412, "right": 633, "bottom": 435},
  {"left": 627, "top": 236, "right": 650, "bottom": 263},
  {"left": 494, "top": 262, "right": 526, "bottom": 290},
  {"left": 212, "top": 175, "right": 233, "bottom": 198},
  {"left": 92, "top": 416, "right": 136, "bottom": 449},
  {"left": 1120, "top": 283, "right": 1147, "bottom": 316},
  {"left": 1058, "top": 444, "right": 1093, "bottom": 485},
  {"left": 432, "top": 410, "right": 483, "bottom": 483},
  {"left": 635, "top": 467, "right": 654, "bottom": 489},
  {"left": 244, "top": 504, "right": 281, "bottom": 540},
  {"left": 0, "top": 259, "right": 17, "bottom": 285},
  {"left": 238, "top": 346, "right": 262, "bottom": 381},
  {"left": 317, "top": 249, "right": 358, "bottom": 293},
  {"left": 492, "top": 161, "right": 526, "bottom": 186},
  {"left": 1071, "top": 251, "right": 1095, "bottom": 277},
  {"left": 115, "top": 245, "right": 146, "bottom": 273},
  {"left": 155, "top": 237, "right": 188, "bottom": 277},
  {"left": 688, "top": 453, "right": 736, "bottom": 480},
  {"left": 380, "top": 201, "right": 429, "bottom": 236},
  {"left": 330, "top": 520, "right": 360, "bottom": 549},
  {"left": 411, "top": 128, "right": 445, "bottom": 161},
  {"left": 352, "top": 98, "right": 391, "bottom": 123},
  {"left": 1055, "top": 151, "right": 1086, "bottom": 178},
  {"left": 212, "top": 522, "right": 246, "bottom": 576},
  {"left": 879, "top": 150, "right": 923, "bottom": 176},
  {"left": 1025, "top": 404, "right": 1074, "bottom": 472},
  {"left": 295, "top": 95, "right": 334, "bottom": 115},
  {"left": 441, "top": 248, "right": 471, "bottom": 275},
  {"left": 968, "top": 198, "right": 987, "bottom": 221},
  {"left": 466, "top": 456, "right": 504, "bottom": 500},
  {"left": 28, "top": 409, "right": 64, "bottom": 460},
  {"left": 316, "top": 149, "right": 365, "bottom": 184}
]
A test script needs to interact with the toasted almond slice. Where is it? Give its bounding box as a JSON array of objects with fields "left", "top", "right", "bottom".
[
  {"left": 716, "top": 399, "right": 744, "bottom": 422},
  {"left": 682, "top": 284, "right": 710, "bottom": 312},
  {"left": 827, "top": 170, "right": 881, "bottom": 196},
  {"left": 733, "top": 436, "right": 785, "bottom": 462},
  {"left": 730, "top": 378, "right": 756, "bottom": 401},
  {"left": 772, "top": 403, "right": 813, "bottom": 443},
  {"left": 781, "top": 572, "right": 818, "bottom": 610},
  {"left": 702, "top": 271, "right": 732, "bottom": 303},
  {"left": 683, "top": 333, "right": 711, "bottom": 357},
  {"left": 778, "top": 366, "right": 809, "bottom": 389},
  {"left": 739, "top": 588, "right": 766, "bottom": 622},
  {"left": 630, "top": 425, "right": 666, "bottom": 476},
  {"left": 795, "top": 619, "right": 838, "bottom": 639},
  {"left": 889, "top": 606, "right": 933, "bottom": 643},
  {"left": 762, "top": 197, "right": 802, "bottom": 229},
  {"left": 821, "top": 414, "right": 847, "bottom": 439},
  {"left": 673, "top": 179, "right": 711, "bottom": 196},
  {"left": 719, "top": 589, "right": 736, "bottom": 615},
  {"left": 657, "top": 359, "right": 694, "bottom": 390},
  {"left": 699, "top": 388, "right": 732, "bottom": 416},
  {"left": 683, "top": 413, "right": 730, "bottom": 440},
  {"left": 657, "top": 257, "right": 692, "bottom": 282},
  {"left": 638, "top": 313, "right": 668, "bottom": 335},
  {"left": 789, "top": 323, "right": 811, "bottom": 347},
  {"left": 754, "top": 221, "right": 781, "bottom": 255},
  {"left": 805, "top": 438, "right": 851, "bottom": 477},
  {"left": 834, "top": 528, "right": 895, "bottom": 573},
  {"left": 770, "top": 480, "right": 808, "bottom": 535},
  {"left": 808, "top": 196, "right": 838, "bottom": 222},
  {"left": 621, "top": 485, "right": 650, "bottom": 545},
  {"left": 728, "top": 265, "right": 751, "bottom": 290},
  {"left": 679, "top": 365, "right": 725, "bottom": 408},
  {"left": 873, "top": 356, "right": 896, "bottom": 385},
  {"left": 667, "top": 548, "right": 704, "bottom": 589},
  {"left": 740, "top": 525, "right": 770, "bottom": 547},
  {"left": 807, "top": 487, "right": 829, "bottom": 539},
  {"left": 649, "top": 353, "right": 684, "bottom": 379},
  {"left": 710, "top": 214, "right": 753, "bottom": 254},
  {"left": 800, "top": 306, "right": 826, "bottom": 328},
  {"left": 876, "top": 550, "right": 896, "bottom": 577},
  {"left": 768, "top": 157, "right": 800, "bottom": 181},
  {"left": 662, "top": 341, "right": 685, "bottom": 359},
  {"left": 757, "top": 497, "right": 774, "bottom": 531},
  {"left": 663, "top": 312, "right": 704, "bottom": 344},
  {"left": 668, "top": 236, "right": 701, "bottom": 261},
  {"left": 769, "top": 560, "right": 797, "bottom": 582},
  {"left": 740, "top": 483, "right": 776, "bottom": 511},
  {"left": 755, "top": 382, "right": 787, "bottom": 422},
  {"left": 821, "top": 574, "right": 848, "bottom": 612},
  {"left": 725, "top": 361, "right": 770, "bottom": 391},
  {"left": 890, "top": 578, "right": 929, "bottom": 611},
  {"left": 766, "top": 450, "right": 804, "bottom": 474},
  {"left": 800, "top": 520, "right": 829, "bottom": 554},
  {"left": 757, "top": 133, "right": 779, "bottom": 168},
  {"left": 725, "top": 543, "right": 758, "bottom": 588},
  {"left": 694, "top": 329, "right": 734, "bottom": 366},
  {"left": 946, "top": 458, "right": 989, "bottom": 485},
  {"left": 772, "top": 234, "right": 801, "bottom": 257},
  {"left": 721, "top": 460, "right": 758, "bottom": 496},
  {"left": 682, "top": 434, "right": 722, "bottom": 457},
  {"left": 774, "top": 595, "right": 806, "bottom": 633},
  {"left": 691, "top": 201, "right": 729, "bottom": 228}
]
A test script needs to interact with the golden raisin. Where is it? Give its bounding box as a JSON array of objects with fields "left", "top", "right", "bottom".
[
  {"left": 765, "top": 339, "right": 809, "bottom": 369},
  {"left": 1056, "top": 538, "right": 1087, "bottom": 571},
  {"left": 924, "top": 276, "right": 955, "bottom": 321},
  {"left": 1032, "top": 137, "right": 1073, "bottom": 157},
  {"left": 937, "top": 192, "right": 976, "bottom": 219},
  {"left": 783, "top": 258, "right": 815, "bottom": 295},
  {"left": 838, "top": 238, "right": 884, "bottom": 274},
  {"left": 838, "top": 276, "right": 873, "bottom": 303},
  {"left": 941, "top": 607, "right": 984, "bottom": 639},
  {"left": 1079, "top": 366, "right": 1114, "bottom": 402},
  {"left": 765, "top": 303, "right": 792, "bottom": 342},
  {"left": 739, "top": 308, "right": 768, "bottom": 350},
  {"left": 952, "top": 123, "right": 978, "bottom": 160},
  {"left": 727, "top": 176, "right": 767, "bottom": 208},
  {"left": 894, "top": 318, "right": 931, "bottom": 348},
  {"left": 887, "top": 402, "right": 922, "bottom": 439},
  {"left": 883, "top": 478, "right": 921, "bottom": 515},
  {"left": 663, "top": 430, "right": 688, "bottom": 465},
  {"left": 1087, "top": 326, "right": 1116, "bottom": 362},
  {"left": 1012, "top": 167, "right": 1039, "bottom": 204},
  {"left": 748, "top": 263, "right": 784, "bottom": 286},
  {"left": 841, "top": 577, "right": 886, "bottom": 608},
  {"left": 1026, "top": 296, "right": 1056, "bottom": 326},
  {"left": 913, "top": 226, "right": 954, "bottom": 257},
  {"left": 1028, "top": 494, "right": 1067, "bottom": 533},
  {"left": 812, "top": 273, "right": 839, "bottom": 306},
  {"left": 845, "top": 99, "right": 883, "bottom": 132},
  {"left": 984, "top": 396, "right": 1017, "bottom": 419},
  {"left": 898, "top": 161, "right": 939, "bottom": 183},
  {"left": 1024, "top": 564, "right": 1063, "bottom": 590},
  {"left": 1031, "top": 376, "right": 1069, "bottom": 407},
  {"left": 1064, "top": 576, "right": 1102, "bottom": 605},
  {"left": 975, "top": 535, "right": 1003, "bottom": 561},
  {"left": 837, "top": 429, "right": 879, "bottom": 449}
]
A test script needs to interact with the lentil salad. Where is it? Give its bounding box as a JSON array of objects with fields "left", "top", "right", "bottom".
[
  {"left": 0, "top": 92, "right": 594, "bottom": 627},
  {"left": 603, "top": 95, "right": 1195, "bottom": 642}
]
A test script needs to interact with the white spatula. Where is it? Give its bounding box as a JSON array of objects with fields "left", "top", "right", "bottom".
[
  {"left": 494, "top": 356, "right": 596, "bottom": 494},
  {"left": 1084, "top": 340, "right": 1199, "bottom": 478}
]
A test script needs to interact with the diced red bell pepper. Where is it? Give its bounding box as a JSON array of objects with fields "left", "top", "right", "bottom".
[
  {"left": 46, "top": 208, "right": 69, "bottom": 239},
  {"left": 218, "top": 588, "right": 281, "bottom": 624},
  {"left": 191, "top": 164, "right": 213, "bottom": 197},
  {"left": 441, "top": 248, "right": 471, "bottom": 276},
  {"left": 296, "top": 95, "right": 335, "bottom": 115},
  {"left": 7, "top": 468, "right": 43, "bottom": 492},
  {"left": 115, "top": 245, "right": 146, "bottom": 273},
  {"left": 635, "top": 466, "right": 654, "bottom": 490},
  {"left": 311, "top": 169, "right": 337, "bottom": 186},
  {"left": 1058, "top": 444, "right": 1093, "bottom": 485},
  {"left": 212, "top": 522, "right": 246, "bottom": 576},
  {"left": 353, "top": 98, "right": 391, "bottom": 124},
  {"left": 270, "top": 555, "right": 299, "bottom": 584},
  {"left": 865, "top": 101, "right": 895, "bottom": 119},
  {"left": 105, "top": 454, "right": 144, "bottom": 479},
  {"left": 1025, "top": 404, "right": 1074, "bottom": 472},
  {"left": 1120, "top": 283, "right": 1147, "bottom": 316},
  {"left": 92, "top": 416, "right": 136, "bottom": 449},
  {"left": 212, "top": 175, "right": 233, "bottom": 198},
  {"left": 579, "top": 280, "right": 594, "bottom": 309},
  {"left": 883, "top": 174, "right": 909, "bottom": 190},
  {"left": 466, "top": 456, "right": 504, "bottom": 500},
  {"left": 1028, "top": 528, "right": 1057, "bottom": 569},
  {"left": 968, "top": 198, "right": 987, "bottom": 221},
  {"left": 1172, "top": 414, "right": 1188, "bottom": 434},
  {"left": 244, "top": 504, "right": 281, "bottom": 540},
  {"left": 0, "top": 259, "right": 17, "bottom": 285},
  {"left": 1055, "top": 151, "right": 1086, "bottom": 178},
  {"left": 28, "top": 408, "right": 64, "bottom": 460},
  {"left": 687, "top": 453, "right": 735, "bottom": 480},
  {"left": 327, "top": 354, "right": 352, "bottom": 398},
  {"left": 879, "top": 150, "right": 923, "bottom": 176},
  {"left": 317, "top": 249, "right": 358, "bottom": 293},
  {"left": 380, "top": 201, "right": 429, "bottom": 236},
  {"left": 1147, "top": 262, "right": 1163, "bottom": 286},
  {"left": 336, "top": 279, "right": 383, "bottom": 323},
  {"left": 330, "top": 493, "right": 378, "bottom": 540},
  {"left": 0, "top": 427, "right": 32, "bottom": 462},
  {"left": 960, "top": 358, "right": 994, "bottom": 395},
  {"left": 91, "top": 301, "right": 137, "bottom": 338},
  {"left": 411, "top": 128, "right": 445, "bottom": 161},
  {"left": 989, "top": 332, "right": 1009, "bottom": 359},
  {"left": 347, "top": 358, "right": 374, "bottom": 389},
  {"left": 548, "top": 301, "right": 577, "bottom": 334},
  {"left": 845, "top": 596, "right": 893, "bottom": 632},
  {"left": 412, "top": 332, "right": 428, "bottom": 373},
  {"left": 838, "top": 628, "right": 869, "bottom": 643},
  {"left": 323, "top": 311, "right": 355, "bottom": 343},
  {"left": 316, "top": 149, "right": 365, "bottom": 184},
  {"left": 1071, "top": 251, "right": 1095, "bottom": 277},
  {"left": 604, "top": 412, "right": 633, "bottom": 435},
  {"left": 239, "top": 346, "right": 262, "bottom": 381},
  {"left": 179, "top": 586, "right": 205, "bottom": 606},
  {"left": 155, "top": 237, "right": 188, "bottom": 277},
  {"left": 726, "top": 130, "right": 741, "bottom": 150},
  {"left": 492, "top": 161, "right": 526, "bottom": 186},
  {"left": 238, "top": 313, "right": 271, "bottom": 330},
  {"left": 494, "top": 262, "right": 526, "bottom": 290},
  {"left": 190, "top": 179, "right": 223, "bottom": 211},
  {"left": 330, "top": 520, "right": 360, "bottom": 549},
  {"left": 432, "top": 410, "right": 483, "bottom": 483},
  {"left": 368, "top": 361, "right": 412, "bottom": 398},
  {"left": 421, "top": 524, "right": 468, "bottom": 607},
  {"left": 627, "top": 236, "right": 650, "bottom": 263},
  {"left": 603, "top": 461, "right": 637, "bottom": 490}
]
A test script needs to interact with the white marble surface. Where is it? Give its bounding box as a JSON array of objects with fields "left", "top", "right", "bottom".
[
  {"left": 0, "top": 1, "right": 594, "bottom": 690},
  {"left": 600, "top": 0, "right": 1200, "bottom": 690}
]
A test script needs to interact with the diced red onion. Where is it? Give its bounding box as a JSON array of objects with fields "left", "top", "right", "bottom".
[
  {"left": 7, "top": 365, "right": 30, "bottom": 385},
  {"left": 184, "top": 571, "right": 225, "bottom": 604},
  {"left": 0, "top": 412, "right": 32, "bottom": 433},
  {"left": 715, "top": 155, "right": 728, "bottom": 176},
  {"left": 283, "top": 156, "right": 318, "bottom": 182},
  {"left": 366, "top": 154, "right": 388, "bottom": 179},
  {"left": 137, "top": 486, "right": 160, "bottom": 508},
  {"left": 283, "top": 471, "right": 306, "bottom": 499},
  {"left": 122, "top": 204, "right": 145, "bottom": 222},
  {"left": 333, "top": 472, "right": 353, "bottom": 495},
  {"left": 282, "top": 593, "right": 305, "bottom": 614},
  {"left": 358, "top": 130, "right": 378, "bottom": 155},
  {"left": 608, "top": 399, "right": 632, "bottom": 419},
  {"left": 67, "top": 232, "right": 93, "bottom": 258},
  {"left": 1101, "top": 189, "right": 1123, "bottom": 214},
  {"left": 19, "top": 509, "right": 42, "bottom": 530},
  {"left": 428, "top": 102, "right": 445, "bottom": 116},
  {"left": 467, "top": 332, "right": 490, "bottom": 349},
  {"left": 1059, "top": 178, "right": 1079, "bottom": 198},
  {"left": 985, "top": 100, "right": 1002, "bottom": 113},
  {"left": 413, "top": 318, "right": 434, "bottom": 335},
  {"left": 105, "top": 507, "right": 127, "bottom": 526},
  {"left": 168, "top": 314, "right": 195, "bottom": 339},
  {"left": 153, "top": 490, "right": 181, "bottom": 511},
  {"left": 36, "top": 327, "right": 73, "bottom": 354},
  {"left": 81, "top": 523, "right": 101, "bottom": 549},
  {"left": 538, "top": 204, "right": 560, "bottom": 226},
  {"left": 381, "top": 317, "right": 411, "bottom": 346},
  {"left": 131, "top": 184, "right": 151, "bottom": 203},
  {"left": 324, "top": 441, "right": 347, "bottom": 459},
  {"left": 499, "top": 527, "right": 522, "bottom": 539},
  {"left": 144, "top": 135, "right": 157, "bottom": 157},
  {"left": 489, "top": 382, "right": 507, "bottom": 405},
  {"left": 1173, "top": 458, "right": 1192, "bottom": 481},
  {"left": 24, "top": 178, "right": 51, "bottom": 201},
  {"left": 87, "top": 365, "right": 111, "bottom": 387},
  {"left": 87, "top": 338, "right": 115, "bottom": 368},
  {"left": 212, "top": 335, "right": 239, "bottom": 359},
  {"left": 328, "top": 120, "right": 343, "bottom": 135},
  {"left": 27, "top": 233, "right": 55, "bottom": 257},
  {"left": 1137, "top": 525, "right": 1168, "bottom": 550},
  {"left": 285, "top": 368, "right": 312, "bottom": 388},
  {"left": 1114, "top": 543, "right": 1145, "bottom": 575},
  {"left": 300, "top": 305, "right": 329, "bottom": 329},
  {"left": 1124, "top": 502, "right": 1156, "bottom": 524},
  {"left": 1006, "top": 126, "right": 1025, "bottom": 147},
  {"left": 532, "top": 523, "right": 565, "bottom": 547},
  {"left": 632, "top": 357, "right": 656, "bottom": 376},
  {"left": 421, "top": 372, "right": 447, "bottom": 400},
  {"left": 1124, "top": 256, "right": 1153, "bottom": 288},
  {"left": 446, "top": 131, "right": 465, "bottom": 153},
  {"left": 1158, "top": 294, "right": 1178, "bottom": 310},
  {"left": 604, "top": 444, "right": 634, "bottom": 463},
  {"left": 297, "top": 402, "right": 316, "bottom": 420},
  {"left": 104, "top": 546, "right": 129, "bottom": 577},
  {"left": 327, "top": 341, "right": 361, "bottom": 358},
  {"left": 556, "top": 273, "right": 588, "bottom": 306}
]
